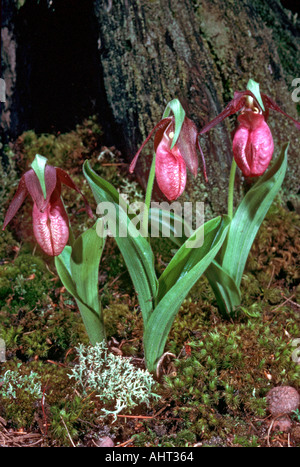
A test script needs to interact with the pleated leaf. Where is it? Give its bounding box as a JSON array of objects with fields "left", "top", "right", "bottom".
[
  {"left": 148, "top": 206, "right": 191, "bottom": 248},
  {"left": 55, "top": 220, "right": 106, "bottom": 344},
  {"left": 83, "top": 161, "right": 158, "bottom": 325},
  {"left": 157, "top": 216, "right": 229, "bottom": 303},
  {"left": 144, "top": 216, "right": 230, "bottom": 372},
  {"left": 220, "top": 143, "right": 288, "bottom": 288},
  {"left": 205, "top": 260, "right": 241, "bottom": 318}
]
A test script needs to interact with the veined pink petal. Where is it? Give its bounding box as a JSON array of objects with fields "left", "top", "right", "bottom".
[
  {"left": 155, "top": 130, "right": 187, "bottom": 201},
  {"left": 233, "top": 112, "right": 274, "bottom": 177},
  {"left": 32, "top": 198, "right": 69, "bottom": 256}
]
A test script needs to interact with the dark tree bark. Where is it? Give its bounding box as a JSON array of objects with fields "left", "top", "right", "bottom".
[
  {"left": 1, "top": 0, "right": 18, "bottom": 146},
  {"left": 94, "top": 0, "right": 300, "bottom": 214},
  {"left": 1, "top": 0, "right": 299, "bottom": 214},
  {"left": 1, "top": 0, "right": 105, "bottom": 139}
]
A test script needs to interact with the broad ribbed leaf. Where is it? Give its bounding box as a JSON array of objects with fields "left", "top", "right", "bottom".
[
  {"left": 157, "top": 216, "right": 229, "bottom": 303},
  {"left": 148, "top": 208, "right": 241, "bottom": 317},
  {"left": 148, "top": 207, "right": 191, "bottom": 248},
  {"left": 220, "top": 143, "right": 288, "bottom": 287},
  {"left": 70, "top": 221, "right": 104, "bottom": 312},
  {"left": 55, "top": 245, "right": 79, "bottom": 299},
  {"left": 144, "top": 216, "right": 230, "bottom": 372},
  {"left": 80, "top": 166, "right": 132, "bottom": 215},
  {"left": 55, "top": 220, "right": 106, "bottom": 344},
  {"left": 83, "top": 161, "right": 158, "bottom": 325},
  {"left": 205, "top": 260, "right": 241, "bottom": 317}
]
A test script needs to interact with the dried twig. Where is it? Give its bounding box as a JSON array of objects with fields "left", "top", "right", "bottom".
[
  {"left": 271, "top": 294, "right": 296, "bottom": 313},
  {"left": 116, "top": 438, "right": 134, "bottom": 447},
  {"left": 267, "top": 265, "right": 275, "bottom": 289},
  {"left": 282, "top": 294, "right": 300, "bottom": 308},
  {"left": 117, "top": 414, "right": 153, "bottom": 419},
  {"left": 60, "top": 416, "right": 76, "bottom": 447},
  {"left": 267, "top": 419, "right": 275, "bottom": 447}
]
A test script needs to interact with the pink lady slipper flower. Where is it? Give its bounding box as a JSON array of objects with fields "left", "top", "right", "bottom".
[
  {"left": 129, "top": 115, "right": 207, "bottom": 201},
  {"left": 3, "top": 158, "right": 93, "bottom": 256},
  {"left": 199, "top": 85, "right": 300, "bottom": 177}
]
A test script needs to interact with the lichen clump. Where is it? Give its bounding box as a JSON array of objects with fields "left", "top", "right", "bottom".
[
  {"left": 69, "top": 342, "right": 160, "bottom": 419},
  {"left": 0, "top": 363, "right": 43, "bottom": 428},
  {"left": 0, "top": 364, "right": 42, "bottom": 399}
]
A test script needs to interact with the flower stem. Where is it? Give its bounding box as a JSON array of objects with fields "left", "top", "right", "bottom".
[
  {"left": 228, "top": 158, "right": 237, "bottom": 219},
  {"left": 142, "top": 153, "right": 156, "bottom": 238}
]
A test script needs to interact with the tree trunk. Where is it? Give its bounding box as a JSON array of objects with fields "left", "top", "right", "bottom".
[
  {"left": 1, "top": 0, "right": 18, "bottom": 149},
  {"left": 1, "top": 1, "right": 299, "bottom": 214},
  {"left": 94, "top": 0, "right": 300, "bottom": 214}
]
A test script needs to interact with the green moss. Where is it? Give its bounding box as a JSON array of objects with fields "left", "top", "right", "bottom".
[
  {"left": 50, "top": 400, "right": 80, "bottom": 446},
  {"left": 232, "top": 434, "right": 259, "bottom": 447},
  {"left": 0, "top": 358, "right": 99, "bottom": 443},
  {"left": 103, "top": 302, "right": 144, "bottom": 355},
  {"left": 247, "top": 201, "right": 300, "bottom": 288},
  {"left": 133, "top": 425, "right": 197, "bottom": 448},
  {"left": 151, "top": 203, "right": 299, "bottom": 444},
  {"left": 161, "top": 313, "right": 299, "bottom": 439},
  {"left": 0, "top": 251, "right": 87, "bottom": 359},
  {"left": 0, "top": 360, "right": 46, "bottom": 429},
  {"left": 14, "top": 116, "right": 103, "bottom": 172}
]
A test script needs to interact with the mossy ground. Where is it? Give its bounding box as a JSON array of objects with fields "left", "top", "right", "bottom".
[{"left": 0, "top": 120, "right": 299, "bottom": 447}]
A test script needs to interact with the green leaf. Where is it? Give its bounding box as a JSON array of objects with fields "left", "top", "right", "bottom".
[
  {"left": 70, "top": 221, "right": 104, "bottom": 314},
  {"left": 162, "top": 98, "right": 186, "bottom": 149},
  {"left": 85, "top": 167, "right": 137, "bottom": 219},
  {"left": 31, "top": 154, "right": 47, "bottom": 199},
  {"left": 148, "top": 207, "right": 241, "bottom": 318},
  {"left": 157, "top": 216, "right": 229, "bottom": 303},
  {"left": 148, "top": 206, "right": 190, "bottom": 248},
  {"left": 55, "top": 245, "right": 79, "bottom": 299},
  {"left": 205, "top": 260, "right": 241, "bottom": 318},
  {"left": 55, "top": 220, "right": 106, "bottom": 344},
  {"left": 246, "top": 79, "right": 265, "bottom": 112},
  {"left": 83, "top": 161, "right": 158, "bottom": 325},
  {"left": 220, "top": 143, "right": 288, "bottom": 288},
  {"left": 144, "top": 216, "right": 230, "bottom": 372}
]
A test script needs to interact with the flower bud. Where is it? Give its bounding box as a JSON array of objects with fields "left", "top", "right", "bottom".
[
  {"left": 232, "top": 111, "right": 274, "bottom": 177},
  {"left": 32, "top": 198, "right": 70, "bottom": 256},
  {"left": 155, "top": 126, "right": 187, "bottom": 201}
]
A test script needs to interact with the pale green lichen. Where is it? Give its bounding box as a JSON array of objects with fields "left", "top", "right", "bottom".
[
  {"left": 69, "top": 342, "right": 160, "bottom": 420},
  {"left": 0, "top": 363, "right": 42, "bottom": 399}
]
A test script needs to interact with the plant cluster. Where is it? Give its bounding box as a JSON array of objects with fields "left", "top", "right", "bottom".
[
  {"left": 13, "top": 116, "right": 103, "bottom": 174},
  {"left": 2, "top": 79, "right": 299, "bottom": 380}
]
